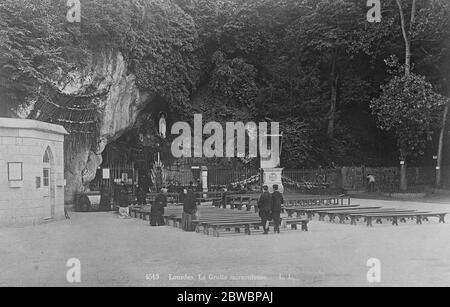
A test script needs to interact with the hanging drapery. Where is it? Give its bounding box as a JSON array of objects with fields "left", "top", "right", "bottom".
[{"left": 30, "top": 86, "right": 107, "bottom": 152}]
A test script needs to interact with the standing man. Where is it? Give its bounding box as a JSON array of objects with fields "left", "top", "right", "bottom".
[
  {"left": 222, "top": 187, "right": 230, "bottom": 209},
  {"left": 367, "top": 174, "right": 376, "bottom": 193},
  {"left": 135, "top": 184, "right": 147, "bottom": 206},
  {"left": 258, "top": 185, "right": 272, "bottom": 234},
  {"left": 182, "top": 183, "right": 197, "bottom": 231},
  {"left": 196, "top": 178, "right": 202, "bottom": 192},
  {"left": 271, "top": 185, "right": 284, "bottom": 234},
  {"left": 99, "top": 185, "right": 112, "bottom": 212},
  {"left": 151, "top": 187, "right": 167, "bottom": 226}
]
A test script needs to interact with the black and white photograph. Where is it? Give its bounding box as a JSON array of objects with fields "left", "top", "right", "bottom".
[{"left": 0, "top": 0, "right": 449, "bottom": 290}]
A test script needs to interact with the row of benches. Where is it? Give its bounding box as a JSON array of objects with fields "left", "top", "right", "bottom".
[
  {"left": 130, "top": 196, "right": 366, "bottom": 236},
  {"left": 284, "top": 204, "right": 447, "bottom": 227},
  {"left": 161, "top": 206, "right": 309, "bottom": 237},
  {"left": 222, "top": 195, "right": 351, "bottom": 212},
  {"left": 138, "top": 193, "right": 350, "bottom": 212},
  {"left": 130, "top": 195, "right": 446, "bottom": 231},
  {"left": 129, "top": 206, "right": 152, "bottom": 220},
  {"left": 143, "top": 192, "right": 224, "bottom": 206}
]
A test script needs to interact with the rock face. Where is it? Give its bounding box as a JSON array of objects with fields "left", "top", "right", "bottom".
[{"left": 54, "top": 50, "right": 152, "bottom": 203}]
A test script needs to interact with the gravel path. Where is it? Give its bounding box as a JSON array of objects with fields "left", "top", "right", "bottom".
[{"left": 0, "top": 198, "right": 449, "bottom": 287}]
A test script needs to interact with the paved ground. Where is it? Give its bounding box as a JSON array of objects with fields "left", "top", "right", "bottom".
[{"left": 0, "top": 198, "right": 449, "bottom": 287}]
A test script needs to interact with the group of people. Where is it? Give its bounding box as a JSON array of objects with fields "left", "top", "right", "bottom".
[
  {"left": 115, "top": 180, "right": 199, "bottom": 231},
  {"left": 149, "top": 182, "right": 198, "bottom": 230},
  {"left": 257, "top": 184, "right": 284, "bottom": 234},
  {"left": 116, "top": 179, "right": 287, "bottom": 235}
]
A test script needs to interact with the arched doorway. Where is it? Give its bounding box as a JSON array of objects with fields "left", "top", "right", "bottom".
[{"left": 43, "top": 146, "right": 56, "bottom": 219}]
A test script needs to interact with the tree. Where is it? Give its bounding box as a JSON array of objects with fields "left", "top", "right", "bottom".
[
  {"left": 0, "top": 0, "right": 72, "bottom": 116},
  {"left": 3, "top": 0, "right": 449, "bottom": 174},
  {"left": 412, "top": 0, "right": 450, "bottom": 187},
  {"left": 396, "top": 0, "right": 416, "bottom": 190},
  {"left": 369, "top": 0, "right": 450, "bottom": 191},
  {"left": 293, "top": 0, "right": 377, "bottom": 139},
  {"left": 371, "top": 72, "right": 446, "bottom": 190},
  {"left": 396, "top": 0, "right": 415, "bottom": 76}
]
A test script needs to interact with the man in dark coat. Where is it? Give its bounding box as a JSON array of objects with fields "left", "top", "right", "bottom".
[
  {"left": 258, "top": 185, "right": 272, "bottom": 234},
  {"left": 99, "top": 186, "right": 112, "bottom": 212},
  {"left": 151, "top": 188, "right": 167, "bottom": 226},
  {"left": 182, "top": 183, "right": 197, "bottom": 231},
  {"left": 135, "top": 184, "right": 147, "bottom": 206},
  {"left": 196, "top": 179, "right": 203, "bottom": 192},
  {"left": 271, "top": 184, "right": 284, "bottom": 233},
  {"left": 222, "top": 187, "right": 230, "bottom": 209}
]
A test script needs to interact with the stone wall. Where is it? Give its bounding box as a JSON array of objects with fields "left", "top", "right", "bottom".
[
  {"left": 56, "top": 51, "right": 152, "bottom": 204},
  {"left": 0, "top": 119, "right": 67, "bottom": 226}
]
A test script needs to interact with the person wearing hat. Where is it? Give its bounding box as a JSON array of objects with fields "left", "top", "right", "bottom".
[
  {"left": 271, "top": 184, "right": 284, "bottom": 233},
  {"left": 182, "top": 182, "right": 197, "bottom": 231},
  {"left": 135, "top": 184, "right": 147, "bottom": 206},
  {"left": 151, "top": 187, "right": 168, "bottom": 226},
  {"left": 257, "top": 185, "right": 272, "bottom": 234},
  {"left": 222, "top": 186, "right": 230, "bottom": 209}
]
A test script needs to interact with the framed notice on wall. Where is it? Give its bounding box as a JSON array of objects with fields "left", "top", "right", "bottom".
[
  {"left": 102, "top": 168, "right": 110, "bottom": 180},
  {"left": 8, "top": 162, "right": 23, "bottom": 181}
]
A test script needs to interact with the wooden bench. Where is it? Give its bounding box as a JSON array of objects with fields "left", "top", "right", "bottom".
[
  {"left": 225, "top": 194, "right": 260, "bottom": 210},
  {"left": 284, "top": 205, "right": 360, "bottom": 218},
  {"left": 291, "top": 205, "right": 366, "bottom": 220},
  {"left": 193, "top": 208, "right": 308, "bottom": 233},
  {"left": 358, "top": 212, "right": 447, "bottom": 227},
  {"left": 208, "top": 218, "right": 309, "bottom": 237},
  {"left": 330, "top": 209, "right": 417, "bottom": 224},
  {"left": 156, "top": 206, "right": 312, "bottom": 236},
  {"left": 346, "top": 210, "right": 416, "bottom": 225},
  {"left": 281, "top": 218, "right": 309, "bottom": 231},
  {"left": 139, "top": 207, "right": 152, "bottom": 220},
  {"left": 193, "top": 210, "right": 260, "bottom": 231},
  {"left": 163, "top": 207, "right": 184, "bottom": 226},
  {"left": 314, "top": 206, "right": 383, "bottom": 222},
  {"left": 208, "top": 221, "right": 263, "bottom": 237},
  {"left": 163, "top": 207, "right": 230, "bottom": 227},
  {"left": 129, "top": 206, "right": 142, "bottom": 218},
  {"left": 195, "top": 217, "right": 261, "bottom": 234},
  {"left": 284, "top": 196, "right": 351, "bottom": 207},
  {"left": 130, "top": 206, "right": 152, "bottom": 220}
]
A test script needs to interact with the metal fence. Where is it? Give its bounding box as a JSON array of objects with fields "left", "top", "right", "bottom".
[
  {"left": 90, "top": 164, "right": 447, "bottom": 193},
  {"left": 342, "top": 166, "right": 438, "bottom": 192},
  {"left": 89, "top": 163, "right": 136, "bottom": 192},
  {"left": 208, "top": 168, "right": 260, "bottom": 188},
  {"left": 282, "top": 169, "right": 341, "bottom": 192}
]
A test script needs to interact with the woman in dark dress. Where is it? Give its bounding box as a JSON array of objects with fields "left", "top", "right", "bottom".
[{"left": 151, "top": 188, "right": 167, "bottom": 226}]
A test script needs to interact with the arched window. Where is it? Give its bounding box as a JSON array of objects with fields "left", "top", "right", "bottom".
[
  {"left": 43, "top": 150, "right": 50, "bottom": 163},
  {"left": 43, "top": 147, "right": 52, "bottom": 190}
]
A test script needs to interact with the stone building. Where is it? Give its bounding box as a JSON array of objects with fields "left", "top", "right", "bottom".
[{"left": 0, "top": 118, "right": 68, "bottom": 226}]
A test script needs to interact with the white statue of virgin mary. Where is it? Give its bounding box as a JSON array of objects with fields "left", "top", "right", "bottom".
[{"left": 159, "top": 112, "right": 167, "bottom": 139}]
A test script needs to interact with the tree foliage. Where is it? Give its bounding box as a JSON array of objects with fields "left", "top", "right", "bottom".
[
  {"left": 371, "top": 72, "right": 447, "bottom": 158},
  {"left": 0, "top": 0, "right": 199, "bottom": 115},
  {"left": 1, "top": 0, "right": 449, "bottom": 168}
]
